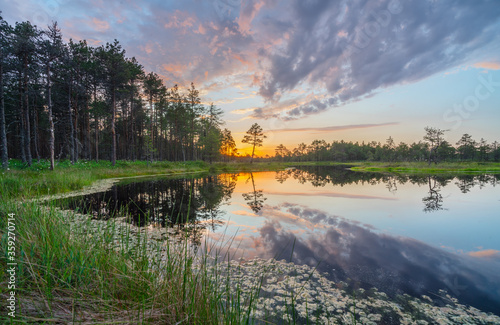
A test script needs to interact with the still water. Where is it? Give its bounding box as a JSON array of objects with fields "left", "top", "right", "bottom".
[{"left": 57, "top": 166, "right": 500, "bottom": 315}]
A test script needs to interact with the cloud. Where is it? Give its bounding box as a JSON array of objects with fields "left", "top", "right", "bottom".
[
  {"left": 163, "top": 10, "right": 196, "bottom": 30},
  {"left": 251, "top": 94, "right": 338, "bottom": 119},
  {"left": 91, "top": 17, "right": 109, "bottom": 32},
  {"left": 255, "top": 209, "right": 500, "bottom": 314},
  {"left": 263, "top": 190, "right": 397, "bottom": 201},
  {"left": 238, "top": 0, "right": 266, "bottom": 35},
  {"left": 255, "top": 0, "right": 500, "bottom": 118},
  {"left": 473, "top": 62, "right": 500, "bottom": 70},
  {"left": 231, "top": 210, "right": 258, "bottom": 217},
  {"left": 269, "top": 122, "right": 399, "bottom": 133},
  {"left": 231, "top": 107, "right": 257, "bottom": 115},
  {"left": 3, "top": 0, "right": 500, "bottom": 122},
  {"left": 468, "top": 249, "right": 500, "bottom": 260}
]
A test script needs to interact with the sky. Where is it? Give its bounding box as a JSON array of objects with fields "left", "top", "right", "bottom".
[{"left": 1, "top": 0, "right": 500, "bottom": 156}]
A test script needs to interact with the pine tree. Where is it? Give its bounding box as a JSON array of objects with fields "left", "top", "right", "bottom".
[
  {"left": 0, "top": 13, "right": 11, "bottom": 169},
  {"left": 423, "top": 127, "right": 446, "bottom": 165},
  {"left": 242, "top": 123, "right": 266, "bottom": 163},
  {"left": 98, "top": 40, "right": 128, "bottom": 166},
  {"left": 40, "top": 22, "right": 64, "bottom": 170},
  {"left": 12, "top": 21, "right": 40, "bottom": 166},
  {"left": 220, "top": 128, "right": 237, "bottom": 161}
]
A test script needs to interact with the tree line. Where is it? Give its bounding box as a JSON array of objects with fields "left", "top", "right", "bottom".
[
  {"left": 2, "top": 14, "right": 497, "bottom": 170},
  {"left": 273, "top": 127, "right": 500, "bottom": 163},
  {"left": 0, "top": 14, "right": 238, "bottom": 170}
]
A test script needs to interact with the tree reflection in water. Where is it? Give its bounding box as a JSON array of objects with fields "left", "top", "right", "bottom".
[
  {"left": 242, "top": 172, "right": 267, "bottom": 213},
  {"left": 274, "top": 166, "right": 499, "bottom": 212},
  {"left": 57, "top": 174, "right": 237, "bottom": 244},
  {"left": 56, "top": 167, "right": 500, "bottom": 240},
  {"left": 422, "top": 176, "right": 445, "bottom": 212}
]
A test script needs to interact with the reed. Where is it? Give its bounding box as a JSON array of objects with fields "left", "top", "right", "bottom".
[{"left": 0, "top": 179, "right": 306, "bottom": 323}]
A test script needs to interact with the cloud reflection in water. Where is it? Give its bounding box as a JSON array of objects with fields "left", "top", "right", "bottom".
[{"left": 221, "top": 203, "right": 500, "bottom": 315}]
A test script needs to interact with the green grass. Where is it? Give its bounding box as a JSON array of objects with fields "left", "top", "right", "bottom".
[
  {"left": 0, "top": 160, "right": 206, "bottom": 201},
  {"left": 348, "top": 161, "right": 500, "bottom": 174},
  {"left": 0, "top": 199, "right": 275, "bottom": 324}
]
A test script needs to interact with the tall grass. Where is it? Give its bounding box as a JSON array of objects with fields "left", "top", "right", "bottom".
[
  {"left": 0, "top": 197, "right": 276, "bottom": 323},
  {"left": 0, "top": 159, "right": 306, "bottom": 323}
]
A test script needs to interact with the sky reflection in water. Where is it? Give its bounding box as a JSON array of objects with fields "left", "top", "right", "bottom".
[{"left": 58, "top": 166, "right": 500, "bottom": 314}]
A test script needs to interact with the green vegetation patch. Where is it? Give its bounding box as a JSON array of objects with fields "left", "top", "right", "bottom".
[{"left": 349, "top": 161, "right": 500, "bottom": 174}]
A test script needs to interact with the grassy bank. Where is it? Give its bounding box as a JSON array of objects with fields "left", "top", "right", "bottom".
[
  {"left": 0, "top": 199, "right": 267, "bottom": 324},
  {"left": 0, "top": 159, "right": 292, "bottom": 201},
  {"left": 348, "top": 161, "right": 500, "bottom": 174}
]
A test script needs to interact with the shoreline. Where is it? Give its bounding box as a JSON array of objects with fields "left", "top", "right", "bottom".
[{"left": 2, "top": 161, "right": 500, "bottom": 323}]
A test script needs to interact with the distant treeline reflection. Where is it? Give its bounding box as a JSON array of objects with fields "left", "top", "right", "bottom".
[
  {"left": 56, "top": 167, "right": 500, "bottom": 238},
  {"left": 277, "top": 166, "right": 499, "bottom": 212}
]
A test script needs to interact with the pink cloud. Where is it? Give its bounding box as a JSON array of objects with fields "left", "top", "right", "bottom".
[
  {"left": 337, "top": 30, "right": 348, "bottom": 38},
  {"left": 162, "top": 63, "right": 188, "bottom": 75},
  {"left": 473, "top": 61, "right": 500, "bottom": 70},
  {"left": 196, "top": 24, "right": 206, "bottom": 35},
  {"left": 163, "top": 10, "right": 197, "bottom": 31},
  {"left": 238, "top": 0, "right": 265, "bottom": 35},
  {"left": 468, "top": 249, "right": 500, "bottom": 259},
  {"left": 143, "top": 42, "right": 154, "bottom": 54},
  {"left": 232, "top": 210, "right": 258, "bottom": 217},
  {"left": 91, "top": 17, "right": 110, "bottom": 32}
]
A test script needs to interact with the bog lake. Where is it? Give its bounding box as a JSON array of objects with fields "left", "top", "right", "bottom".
[{"left": 54, "top": 165, "right": 500, "bottom": 319}]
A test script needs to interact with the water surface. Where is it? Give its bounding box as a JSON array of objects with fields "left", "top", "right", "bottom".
[{"left": 56, "top": 166, "right": 500, "bottom": 315}]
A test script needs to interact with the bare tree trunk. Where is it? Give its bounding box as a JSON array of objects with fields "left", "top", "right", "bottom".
[
  {"left": 159, "top": 126, "right": 163, "bottom": 160},
  {"left": 130, "top": 91, "right": 135, "bottom": 160},
  {"left": 93, "top": 85, "right": 99, "bottom": 162},
  {"left": 123, "top": 103, "right": 128, "bottom": 160},
  {"left": 32, "top": 93, "right": 40, "bottom": 161},
  {"left": 181, "top": 138, "right": 186, "bottom": 162},
  {"left": 74, "top": 89, "right": 79, "bottom": 161},
  {"left": 149, "top": 95, "right": 154, "bottom": 162},
  {"left": 111, "top": 86, "right": 116, "bottom": 166},
  {"left": 191, "top": 118, "right": 195, "bottom": 161},
  {"left": 23, "top": 57, "right": 32, "bottom": 166},
  {"left": 95, "top": 116, "right": 99, "bottom": 162},
  {"left": 85, "top": 93, "right": 91, "bottom": 160},
  {"left": 68, "top": 79, "right": 75, "bottom": 164},
  {"left": 251, "top": 143, "right": 255, "bottom": 163},
  {"left": 170, "top": 125, "right": 174, "bottom": 161},
  {"left": 18, "top": 74, "right": 26, "bottom": 163},
  {"left": 0, "top": 56, "right": 8, "bottom": 169},
  {"left": 47, "top": 64, "right": 55, "bottom": 170}
]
